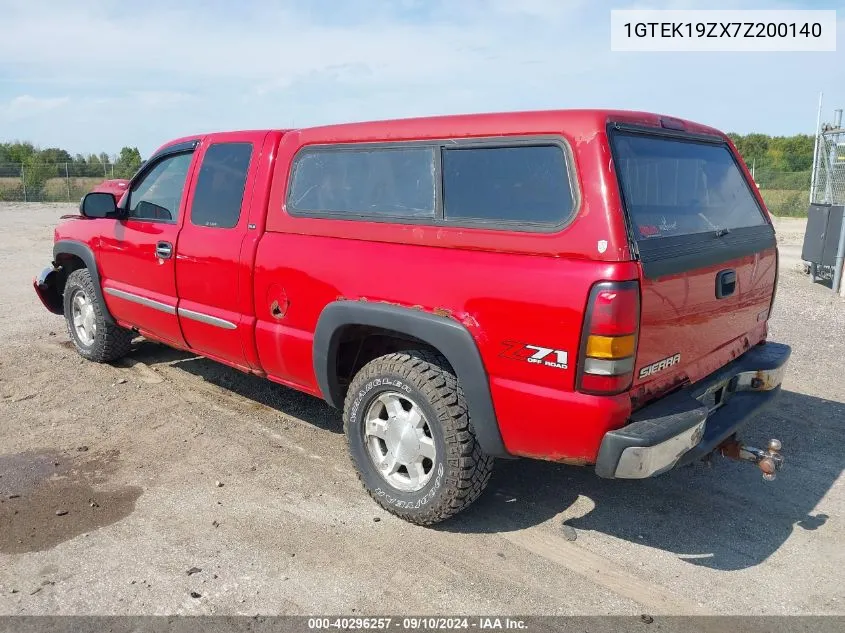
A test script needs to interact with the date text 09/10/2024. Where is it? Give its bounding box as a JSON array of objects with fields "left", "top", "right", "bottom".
[{"left": 307, "top": 617, "right": 528, "bottom": 630}]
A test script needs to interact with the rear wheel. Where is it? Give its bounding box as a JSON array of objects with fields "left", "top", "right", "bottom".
[
  {"left": 63, "top": 268, "right": 133, "bottom": 362},
  {"left": 343, "top": 350, "right": 494, "bottom": 525}
]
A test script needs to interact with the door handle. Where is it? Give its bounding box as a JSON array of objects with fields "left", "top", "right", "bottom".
[
  {"left": 716, "top": 269, "right": 736, "bottom": 299},
  {"left": 156, "top": 241, "right": 173, "bottom": 259}
]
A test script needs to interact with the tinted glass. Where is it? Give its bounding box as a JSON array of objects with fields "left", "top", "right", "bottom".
[
  {"left": 127, "top": 153, "right": 193, "bottom": 222},
  {"left": 612, "top": 133, "right": 767, "bottom": 239},
  {"left": 442, "top": 145, "right": 574, "bottom": 225},
  {"left": 190, "top": 143, "right": 253, "bottom": 228},
  {"left": 288, "top": 147, "right": 435, "bottom": 217}
]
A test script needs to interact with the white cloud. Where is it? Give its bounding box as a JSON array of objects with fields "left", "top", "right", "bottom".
[
  {"left": 0, "top": 0, "right": 841, "bottom": 154},
  {"left": 0, "top": 0, "right": 593, "bottom": 90},
  {"left": 3, "top": 95, "right": 69, "bottom": 120},
  {"left": 129, "top": 91, "right": 196, "bottom": 108},
  {"left": 487, "top": 0, "right": 589, "bottom": 19}
]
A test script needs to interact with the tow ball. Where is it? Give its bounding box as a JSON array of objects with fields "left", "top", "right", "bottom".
[{"left": 719, "top": 438, "right": 784, "bottom": 481}]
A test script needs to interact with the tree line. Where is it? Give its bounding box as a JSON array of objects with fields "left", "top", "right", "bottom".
[
  {"left": 728, "top": 132, "right": 815, "bottom": 173},
  {"left": 726, "top": 132, "right": 815, "bottom": 217},
  {"left": 3, "top": 133, "right": 816, "bottom": 177},
  {"left": 0, "top": 142, "right": 143, "bottom": 202},
  {"left": 0, "top": 132, "right": 817, "bottom": 209},
  {"left": 0, "top": 141, "right": 143, "bottom": 178}
]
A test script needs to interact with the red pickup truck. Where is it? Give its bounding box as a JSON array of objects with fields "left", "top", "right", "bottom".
[{"left": 34, "top": 110, "right": 790, "bottom": 524}]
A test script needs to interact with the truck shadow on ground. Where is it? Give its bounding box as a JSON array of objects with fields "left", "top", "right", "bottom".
[
  {"left": 125, "top": 341, "right": 343, "bottom": 434},
  {"left": 123, "top": 341, "right": 840, "bottom": 572},
  {"left": 442, "top": 389, "right": 843, "bottom": 572}
]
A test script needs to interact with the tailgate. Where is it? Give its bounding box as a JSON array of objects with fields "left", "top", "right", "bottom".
[{"left": 609, "top": 125, "right": 777, "bottom": 403}]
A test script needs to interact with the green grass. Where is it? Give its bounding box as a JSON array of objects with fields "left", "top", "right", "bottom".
[
  {"left": 760, "top": 189, "right": 810, "bottom": 217},
  {"left": 0, "top": 176, "right": 104, "bottom": 202}
]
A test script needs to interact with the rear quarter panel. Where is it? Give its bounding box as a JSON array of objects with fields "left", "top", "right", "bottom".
[{"left": 253, "top": 235, "right": 638, "bottom": 460}]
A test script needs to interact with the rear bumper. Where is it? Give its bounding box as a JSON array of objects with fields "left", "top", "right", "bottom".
[
  {"left": 595, "top": 342, "right": 791, "bottom": 479},
  {"left": 33, "top": 265, "right": 64, "bottom": 315}
]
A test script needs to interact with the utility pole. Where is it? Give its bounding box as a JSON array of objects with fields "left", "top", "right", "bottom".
[
  {"left": 830, "top": 109, "right": 845, "bottom": 296},
  {"left": 810, "top": 92, "right": 823, "bottom": 203}
]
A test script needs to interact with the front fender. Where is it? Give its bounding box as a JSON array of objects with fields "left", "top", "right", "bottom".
[{"left": 53, "top": 239, "right": 114, "bottom": 324}]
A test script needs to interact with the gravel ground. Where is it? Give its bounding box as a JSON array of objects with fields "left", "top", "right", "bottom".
[
  {"left": 772, "top": 216, "right": 814, "bottom": 273},
  {"left": 0, "top": 203, "right": 843, "bottom": 615}
]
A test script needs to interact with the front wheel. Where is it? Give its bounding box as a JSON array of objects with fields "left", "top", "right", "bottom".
[
  {"left": 63, "top": 268, "right": 134, "bottom": 362},
  {"left": 343, "top": 350, "right": 494, "bottom": 525}
]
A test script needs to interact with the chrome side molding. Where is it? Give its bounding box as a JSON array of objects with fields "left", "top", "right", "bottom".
[
  {"left": 104, "top": 287, "right": 237, "bottom": 330},
  {"left": 104, "top": 287, "right": 176, "bottom": 315},
  {"left": 177, "top": 307, "right": 237, "bottom": 330}
]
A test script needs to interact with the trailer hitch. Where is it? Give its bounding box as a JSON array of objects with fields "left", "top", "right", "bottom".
[{"left": 719, "top": 438, "right": 784, "bottom": 481}]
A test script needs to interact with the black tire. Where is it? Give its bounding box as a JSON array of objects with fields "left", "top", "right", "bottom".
[
  {"left": 343, "top": 350, "right": 494, "bottom": 525},
  {"left": 63, "top": 268, "right": 133, "bottom": 363}
]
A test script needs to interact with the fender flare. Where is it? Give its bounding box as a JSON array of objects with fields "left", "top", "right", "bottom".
[
  {"left": 53, "top": 239, "right": 115, "bottom": 324},
  {"left": 313, "top": 301, "right": 508, "bottom": 457}
]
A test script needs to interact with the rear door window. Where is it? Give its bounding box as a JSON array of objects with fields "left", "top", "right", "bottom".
[
  {"left": 612, "top": 132, "right": 767, "bottom": 240},
  {"left": 442, "top": 145, "right": 574, "bottom": 226},
  {"left": 190, "top": 142, "right": 253, "bottom": 228}
]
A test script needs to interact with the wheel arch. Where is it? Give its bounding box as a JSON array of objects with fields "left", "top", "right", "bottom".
[
  {"left": 53, "top": 240, "right": 115, "bottom": 324},
  {"left": 313, "top": 301, "right": 508, "bottom": 457}
]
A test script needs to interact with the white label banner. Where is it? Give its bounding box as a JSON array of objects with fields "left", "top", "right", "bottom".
[{"left": 610, "top": 10, "right": 836, "bottom": 52}]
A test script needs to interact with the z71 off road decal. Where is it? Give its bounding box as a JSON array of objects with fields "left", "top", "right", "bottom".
[
  {"left": 638, "top": 353, "right": 681, "bottom": 379},
  {"left": 500, "top": 341, "right": 569, "bottom": 370}
]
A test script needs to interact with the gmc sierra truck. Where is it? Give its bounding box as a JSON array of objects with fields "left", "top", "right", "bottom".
[{"left": 34, "top": 109, "right": 790, "bottom": 524}]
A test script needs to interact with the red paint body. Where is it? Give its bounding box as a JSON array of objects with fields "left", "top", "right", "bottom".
[{"left": 52, "top": 110, "right": 777, "bottom": 464}]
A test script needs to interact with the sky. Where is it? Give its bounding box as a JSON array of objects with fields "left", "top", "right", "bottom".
[{"left": 0, "top": 0, "right": 842, "bottom": 157}]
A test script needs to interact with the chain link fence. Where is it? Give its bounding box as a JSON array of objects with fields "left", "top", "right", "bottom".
[
  {"left": 809, "top": 127, "right": 845, "bottom": 206},
  {"left": 0, "top": 157, "right": 814, "bottom": 214},
  {"left": 0, "top": 162, "right": 118, "bottom": 202}
]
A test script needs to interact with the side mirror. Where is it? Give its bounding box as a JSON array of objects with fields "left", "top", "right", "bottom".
[{"left": 80, "top": 192, "right": 117, "bottom": 218}]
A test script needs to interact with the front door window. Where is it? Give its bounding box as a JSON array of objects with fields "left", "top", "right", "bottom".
[{"left": 126, "top": 153, "right": 193, "bottom": 222}]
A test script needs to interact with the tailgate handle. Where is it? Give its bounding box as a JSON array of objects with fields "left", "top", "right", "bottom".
[{"left": 716, "top": 269, "right": 736, "bottom": 299}]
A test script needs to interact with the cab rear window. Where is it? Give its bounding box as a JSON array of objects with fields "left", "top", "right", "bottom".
[{"left": 612, "top": 132, "right": 767, "bottom": 240}]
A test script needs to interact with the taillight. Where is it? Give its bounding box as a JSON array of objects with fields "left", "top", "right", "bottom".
[{"left": 577, "top": 280, "right": 640, "bottom": 395}]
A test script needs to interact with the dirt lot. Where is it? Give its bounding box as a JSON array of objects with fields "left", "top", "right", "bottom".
[{"left": 0, "top": 203, "right": 843, "bottom": 615}]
